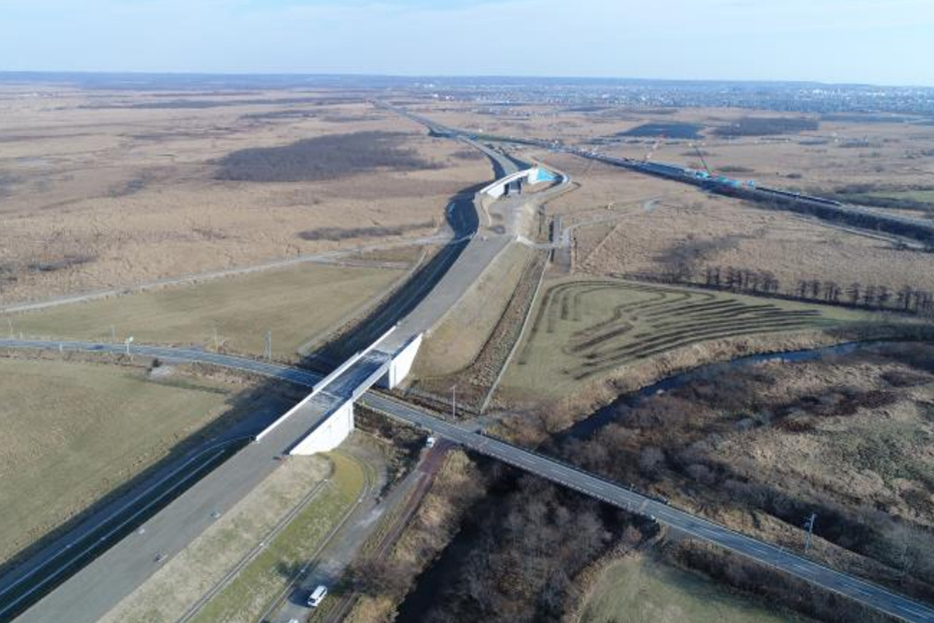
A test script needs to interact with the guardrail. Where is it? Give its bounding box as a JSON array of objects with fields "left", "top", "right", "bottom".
[{"left": 255, "top": 326, "right": 397, "bottom": 443}]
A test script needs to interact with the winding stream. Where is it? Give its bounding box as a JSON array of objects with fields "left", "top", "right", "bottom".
[
  {"left": 396, "top": 340, "right": 882, "bottom": 620},
  {"left": 561, "top": 341, "right": 870, "bottom": 440}
]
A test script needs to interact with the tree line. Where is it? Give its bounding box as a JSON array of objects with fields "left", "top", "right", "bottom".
[{"left": 690, "top": 265, "right": 934, "bottom": 314}]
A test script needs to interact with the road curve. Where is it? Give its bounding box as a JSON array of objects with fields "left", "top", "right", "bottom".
[{"left": 1, "top": 338, "right": 932, "bottom": 623}]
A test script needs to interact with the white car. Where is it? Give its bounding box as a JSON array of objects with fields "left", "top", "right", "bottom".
[
  {"left": 308, "top": 584, "right": 327, "bottom": 608},
  {"left": 425, "top": 436, "right": 436, "bottom": 448}
]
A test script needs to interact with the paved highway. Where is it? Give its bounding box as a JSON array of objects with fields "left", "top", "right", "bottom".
[
  {"left": 0, "top": 130, "right": 526, "bottom": 621},
  {"left": 0, "top": 340, "right": 348, "bottom": 623},
  {"left": 3, "top": 108, "right": 930, "bottom": 621},
  {"left": 2, "top": 338, "right": 933, "bottom": 623},
  {"left": 388, "top": 102, "right": 934, "bottom": 245}
]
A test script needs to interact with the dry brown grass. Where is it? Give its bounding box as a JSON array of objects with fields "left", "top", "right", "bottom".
[
  {"left": 414, "top": 101, "right": 934, "bottom": 195},
  {"left": 525, "top": 152, "right": 934, "bottom": 295},
  {"left": 713, "top": 355, "right": 934, "bottom": 527},
  {"left": 411, "top": 243, "right": 533, "bottom": 378},
  {"left": 582, "top": 194, "right": 934, "bottom": 293},
  {"left": 554, "top": 343, "right": 934, "bottom": 601},
  {"left": 0, "top": 87, "right": 492, "bottom": 305},
  {"left": 8, "top": 261, "right": 405, "bottom": 360}
]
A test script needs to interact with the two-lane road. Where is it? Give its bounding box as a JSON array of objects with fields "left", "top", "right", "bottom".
[
  {"left": 2, "top": 338, "right": 932, "bottom": 623},
  {"left": 364, "top": 392, "right": 934, "bottom": 623}
]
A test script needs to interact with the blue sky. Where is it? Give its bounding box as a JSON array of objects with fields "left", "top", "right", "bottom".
[{"left": 1, "top": 0, "right": 933, "bottom": 86}]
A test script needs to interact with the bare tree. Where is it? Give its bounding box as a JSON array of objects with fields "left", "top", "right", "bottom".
[
  {"left": 761, "top": 271, "right": 780, "bottom": 293},
  {"left": 796, "top": 280, "right": 809, "bottom": 298},
  {"left": 897, "top": 285, "right": 914, "bottom": 311},
  {"left": 846, "top": 282, "right": 862, "bottom": 305},
  {"left": 808, "top": 279, "right": 822, "bottom": 300},
  {"left": 876, "top": 285, "right": 892, "bottom": 308}
]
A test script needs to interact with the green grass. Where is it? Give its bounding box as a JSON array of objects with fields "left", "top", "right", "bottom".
[
  {"left": 857, "top": 190, "right": 934, "bottom": 204},
  {"left": 9, "top": 263, "right": 403, "bottom": 359},
  {"left": 0, "top": 358, "right": 241, "bottom": 564},
  {"left": 832, "top": 189, "right": 934, "bottom": 211},
  {"left": 581, "top": 555, "right": 807, "bottom": 623},
  {"left": 190, "top": 452, "right": 366, "bottom": 623},
  {"left": 503, "top": 277, "right": 865, "bottom": 398}
]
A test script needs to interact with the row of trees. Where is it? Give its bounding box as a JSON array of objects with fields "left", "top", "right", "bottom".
[{"left": 697, "top": 265, "right": 934, "bottom": 315}]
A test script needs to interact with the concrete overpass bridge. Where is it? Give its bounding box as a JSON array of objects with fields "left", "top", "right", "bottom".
[
  {"left": 4, "top": 337, "right": 934, "bottom": 623},
  {"left": 480, "top": 165, "right": 560, "bottom": 199},
  {"left": 1, "top": 328, "right": 424, "bottom": 623},
  {"left": 256, "top": 327, "right": 422, "bottom": 456},
  {"left": 4, "top": 105, "right": 933, "bottom": 623}
]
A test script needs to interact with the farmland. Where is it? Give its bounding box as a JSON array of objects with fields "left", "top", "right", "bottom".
[{"left": 501, "top": 277, "right": 859, "bottom": 400}]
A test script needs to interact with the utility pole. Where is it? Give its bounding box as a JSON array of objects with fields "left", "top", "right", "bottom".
[
  {"left": 125, "top": 336, "right": 134, "bottom": 358},
  {"left": 6, "top": 317, "right": 12, "bottom": 339},
  {"left": 263, "top": 330, "right": 272, "bottom": 361},
  {"left": 213, "top": 325, "right": 219, "bottom": 352},
  {"left": 804, "top": 513, "right": 818, "bottom": 553},
  {"left": 451, "top": 384, "right": 457, "bottom": 419},
  {"left": 110, "top": 325, "right": 116, "bottom": 344}
]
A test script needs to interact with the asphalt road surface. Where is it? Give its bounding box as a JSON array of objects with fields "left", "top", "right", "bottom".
[
  {"left": 3, "top": 111, "right": 930, "bottom": 621},
  {"left": 2, "top": 338, "right": 933, "bottom": 623},
  {"left": 0, "top": 341, "right": 345, "bottom": 623},
  {"left": 361, "top": 393, "right": 934, "bottom": 623},
  {"left": 0, "top": 132, "right": 524, "bottom": 621}
]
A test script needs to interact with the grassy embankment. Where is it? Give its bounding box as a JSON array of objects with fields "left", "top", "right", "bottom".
[
  {"left": 189, "top": 452, "right": 366, "bottom": 623},
  {"left": 99, "top": 456, "right": 331, "bottom": 623}
]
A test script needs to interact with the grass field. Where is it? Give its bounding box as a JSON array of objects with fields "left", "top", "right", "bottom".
[
  {"left": 0, "top": 87, "right": 492, "bottom": 305},
  {"left": 189, "top": 451, "right": 366, "bottom": 623},
  {"left": 8, "top": 263, "right": 403, "bottom": 359},
  {"left": 503, "top": 277, "right": 861, "bottom": 398},
  {"left": 412, "top": 243, "right": 533, "bottom": 378},
  {"left": 839, "top": 189, "right": 934, "bottom": 210},
  {"left": 580, "top": 555, "right": 807, "bottom": 623},
  {"left": 0, "top": 358, "right": 256, "bottom": 564}
]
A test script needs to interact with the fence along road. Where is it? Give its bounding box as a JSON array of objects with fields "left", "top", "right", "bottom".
[{"left": 1, "top": 338, "right": 932, "bottom": 623}]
